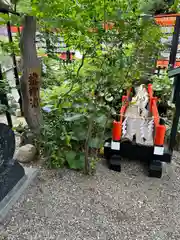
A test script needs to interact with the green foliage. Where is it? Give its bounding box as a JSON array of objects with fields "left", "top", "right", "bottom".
[
  {"left": 140, "top": 0, "right": 167, "bottom": 13},
  {"left": 0, "top": 79, "right": 8, "bottom": 94},
  {"left": 16, "top": 0, "right": 31, "bottom": 13},
  {"left": 151, "top": 73, "right": 180, "bottom": 150},
  {"left": 39, "top": 76, "right": 110, "bottom": 170},
  {"left": 0, "top": 78, "right": 10, "bottom": 114},
  {"left": 0, "top": 14, "right": 20, "bottom": 56},
  {"left": 169, "top": 0, "right": 180, "bottom": 12},
  {"left": 0, "top": 41, "right": 20, "bottom": 56},
  {"left": 41, "top": 58, "right": 72, "bottom": 88},
  {"left": 0, "top": 0, "right": 169, "bottom": 173},
  {"left": 152, "top": 73, "right": 173, "bottom": 104},
  {"left": 0, "top": 103, "right": 7, "bottom": 114},
  {"left": 34, "top": 0, "right": 165, "bottom": 173}
]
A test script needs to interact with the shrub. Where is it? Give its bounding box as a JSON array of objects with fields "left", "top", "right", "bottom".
[{"left": 39, "top": 80, "right": 111, "bottom": 170}]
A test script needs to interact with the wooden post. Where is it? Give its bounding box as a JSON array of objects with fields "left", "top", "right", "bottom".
[{"left": 19, "top": 16, "right": 42, "bottom": 134}]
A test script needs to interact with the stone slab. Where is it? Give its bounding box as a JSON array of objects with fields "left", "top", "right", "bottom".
[
  {"left": 0, "top": 162, "right": 25, "bottom": 202},
  {"left": 0, "top": 167, "right": 39, "bottom": 222}
]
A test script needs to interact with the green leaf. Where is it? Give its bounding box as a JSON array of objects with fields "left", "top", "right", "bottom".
[
  {"left": 65, "top": 150, "right": 76, "bottom": 168},
  {"left": 95, "top": 114, "right": 107, "bottom": 125},
  {"left": 75, "top": 152, "right": 85, "bottom": 169},
  {"left": 72, "top": 128, "right": 87, "bottom": 141},
  {"left": 71, "top": 136, "right": 79, "bottom": 141},
  {"left": 61, "top": 102, "right": 72, "bottom": 108},
  {"left": 88, "top": 137, "right": 101, "bottom": 149},
  {"left": 64, "top": 114, "right": 84, "bottom": 122},
  {"left": 65, "top": 151, "right": 84, "bottom": 169}
]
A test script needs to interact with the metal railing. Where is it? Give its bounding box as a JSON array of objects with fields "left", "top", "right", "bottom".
[{"left": 0, "top": 64, "right": 13, "bottom": 127}]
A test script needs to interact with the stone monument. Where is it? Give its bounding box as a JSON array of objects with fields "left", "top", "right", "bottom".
[{"left": 0, "top": 123, "right": 25, "bottom": 202}]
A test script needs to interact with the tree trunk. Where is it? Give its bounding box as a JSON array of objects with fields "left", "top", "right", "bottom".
[
  {"left": 84, "top": 117, "right": 93, "bottom": 175},
  {"left": 20, "top": 16, "right": 42, "bottom": 134}
]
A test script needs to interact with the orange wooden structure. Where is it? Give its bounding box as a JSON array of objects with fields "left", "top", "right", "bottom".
[
  {"left": 155, "top": 14, "right": 180, "bottom": 68},
  {"left": 113, "top": 84, "right": 166, "bottom": 145},
  {"left": 9, "top": 14, "right": 180, "bottom": 67},
  {"left": 147, "top": 84, "right": 166, "bottom": 145}
]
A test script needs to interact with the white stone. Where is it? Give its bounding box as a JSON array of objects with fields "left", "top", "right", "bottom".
[
  {"left": 15, "top": 109, "right": 22, "bottom": 117},
  {"left": 14, "top": 144, "right": 37, "bottom": 163}
]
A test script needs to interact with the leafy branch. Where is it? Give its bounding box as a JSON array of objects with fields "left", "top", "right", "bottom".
[{"left": 56, "top": 52, "right": 87, "bottom": 107}]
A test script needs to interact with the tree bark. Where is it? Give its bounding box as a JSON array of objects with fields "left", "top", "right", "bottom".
[
  {"left": 84, "top": 117, "right": 93, "bottom": 175},
  {"left": 20, "top": 16, "right": 42, "bottom": 134}
]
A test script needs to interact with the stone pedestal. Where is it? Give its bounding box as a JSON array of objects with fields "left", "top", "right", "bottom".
[
  {"left": 0, "top": 161, "right": 25, "bottom": 202},
  {"left": 0, "top": 123, "right": 25, "bottom": 202}
]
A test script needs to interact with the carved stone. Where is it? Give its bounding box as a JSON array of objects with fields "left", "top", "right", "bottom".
[{"left": 0, "top": 123, "right": 25, "bottom": 202}]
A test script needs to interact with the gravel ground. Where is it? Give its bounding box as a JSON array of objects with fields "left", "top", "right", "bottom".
[
  {"left": 1, "top": 114, "right": 180, "bottom": 239},
  {"left": 1, "top": 153, "right": 180, "bottom": 240}
]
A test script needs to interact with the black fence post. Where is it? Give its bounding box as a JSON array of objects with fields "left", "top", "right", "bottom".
[
  {"left": 0, "top": 65, "right": 13, "bottom": 128},
  {"left": 6, "top": 20, "right": 23, "bottom": 116},
  {"left": 168, "top": 74, "right": 180, "bottom": 151},
  {"left": 45, "top": 29, "right": 51, "bottom": 55},
  {"left": 168, "top": 16, "right": 180, "bottom": 151},
  {"left": 66, "top": 50, "right": 71, "bottom": 64},
  {"left": 169, "top": 16, "right": 180, "bottom": 69}
]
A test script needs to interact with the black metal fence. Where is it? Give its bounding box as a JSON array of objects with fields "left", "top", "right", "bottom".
[
  {"left": 0, "top": 64, "right": 12, "bottom": 127},
  {"left": 0, "top": 20, "right": 23, "bottom": 128}
]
